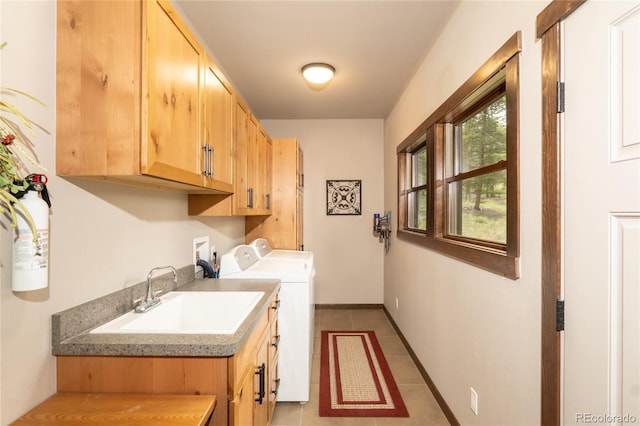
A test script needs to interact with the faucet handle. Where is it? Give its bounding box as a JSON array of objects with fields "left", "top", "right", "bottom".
[
  {"left": 133, "top": 297, "right": 143, "bottom": 306},
  {"left": 153, "top": 290, "right": 163, "bottom": 298}
]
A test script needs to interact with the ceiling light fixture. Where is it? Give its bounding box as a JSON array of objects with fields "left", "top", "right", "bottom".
[{"left": 301, "top": 63, "right": 335, "bottom": 90}]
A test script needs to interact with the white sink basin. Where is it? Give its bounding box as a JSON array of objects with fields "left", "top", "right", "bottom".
[{"left": 90, "top": 291, "right": 264, "bottom": 335}]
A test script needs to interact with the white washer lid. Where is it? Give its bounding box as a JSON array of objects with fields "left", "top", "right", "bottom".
[
  {"left": 248, "top": 238, "right": 272, "bottom": 258},
  {"left": 264, "top": 250, "right": 314, "bottom": 263},
  {"left": 219, "top": 245, "right": 260, "bottom": 276}
]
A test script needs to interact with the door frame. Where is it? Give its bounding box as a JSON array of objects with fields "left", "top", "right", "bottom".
[{"left": 537, "top": 1, "right": 586, "bottom": 425}]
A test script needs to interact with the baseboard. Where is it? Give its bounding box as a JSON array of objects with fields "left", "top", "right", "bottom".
[
  {"left": 383, "top": 306, "right": 460, "bottom": 426},
  {"left": 315, "top": 303, "right": 385, "bottom": 310},
  {"left": 314, "top": 303, "right": 460, "bottom": 425}
]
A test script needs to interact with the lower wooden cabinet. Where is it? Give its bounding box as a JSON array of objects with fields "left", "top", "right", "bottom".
[
  {"left": 56, "top": 291, "right": 280, "bottom": 426},
  {"left": 228, "top": 292, "right": 279, "bottom": 426},
  {"left": 267, "top": 313, "right": 280, "bottom": 418},
  {"left": 228, "top": 307, "right": 270, "bottom": 426}
]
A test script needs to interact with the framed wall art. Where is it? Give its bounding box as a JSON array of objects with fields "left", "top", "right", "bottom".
[{"left": 326, "top": 180, "right": 361, "bottom": 215}]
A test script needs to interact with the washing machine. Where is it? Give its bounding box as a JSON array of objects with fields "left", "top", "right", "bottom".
[
  {"left": 248, "top": 238, "right": 314, "bottom": 267},
  {"left": 219, "top": 244, "right": 315, "bottom": 402}
]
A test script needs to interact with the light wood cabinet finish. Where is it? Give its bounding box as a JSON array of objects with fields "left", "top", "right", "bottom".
[
  {"left": 245, "top": 138, "right": 304, "bottom": 250},
  {"left": 202, "top": 57, "right": 234, "bottom": 191},
  {"left": 267, "top": 296, "right": 280, "bottom": 419},
  {"left": 258, "top": 129, "right": 273, "bottom": 213},
  {"left": 56, "top": 356, "right": 228, "bottom": 426},
  {"left": 11, "top": 393, "right": 216, "bottom": 426},
  {"left": 56, "top": 0, "right": 232, "bottom": 194},
  {"left": 253, "top": 331, "right": 270, "bottom": 425},
  {"left": 188, "top": 97, "right": 273, "bottom": 216},
  {"left": 229, "top": 293, "right": 279, "bottom": 426},
  {"left": 144, "top": 0, "right": 203, "bottom": 186}
]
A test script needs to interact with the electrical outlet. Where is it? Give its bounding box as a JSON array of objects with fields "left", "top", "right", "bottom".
[{"left": 470, "top": 387, "right": 478, "bottom": 415}]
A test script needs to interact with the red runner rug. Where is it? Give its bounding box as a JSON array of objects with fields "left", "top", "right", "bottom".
[{"left": 319, "top": 330, "right": 409, "bottom": 417}]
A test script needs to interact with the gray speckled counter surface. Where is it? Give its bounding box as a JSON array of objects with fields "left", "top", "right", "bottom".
[{"left": 52, "top": 269, "right": 280, "bottom": 358}]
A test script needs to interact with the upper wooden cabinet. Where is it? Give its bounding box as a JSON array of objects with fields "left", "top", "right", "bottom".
[
  {"left": 259, "top": 128, "right": 273, "bottom": 212},
  {"left": 188, "top": 97, "right": 272, "bottom": 216},
  {"left": 245, "top": 138, "right": 303, "bottom": 250},
  {"left": 234, "top": 101, "right": 272, "bottom": 215},
  {"left": 202, "top": 57, "right": 234, "bottom": 190},
  {"left": 56, "top": 0, "right": 232, "bottom": 194}
]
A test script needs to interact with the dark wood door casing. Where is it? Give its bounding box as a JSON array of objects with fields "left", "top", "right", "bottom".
[{"left": 536, "top": 1, "right": 586, "bottom": 425}]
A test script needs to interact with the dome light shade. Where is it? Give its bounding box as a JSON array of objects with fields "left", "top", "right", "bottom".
[{"left": 301, "top": 63, "right": 335, "bottom": 87}]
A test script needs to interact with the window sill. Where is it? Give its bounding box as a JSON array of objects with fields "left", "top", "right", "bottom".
[{"left": 397, "top": 229, "right": 520, "bottom": 279}]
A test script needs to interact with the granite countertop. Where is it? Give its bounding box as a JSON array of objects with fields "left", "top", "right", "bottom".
[{"left": 52, "top": 271, "right": 280, "bottom": 358}]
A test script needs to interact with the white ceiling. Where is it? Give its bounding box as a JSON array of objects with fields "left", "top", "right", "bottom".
[{"left": 173, "top": 1, "right": 460, "bottom": 120}]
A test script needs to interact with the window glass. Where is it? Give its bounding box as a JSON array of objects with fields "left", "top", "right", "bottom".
[
  {"left": 412, "top": 146, "right": 427, "bottom": 187},
  {"left": 408, "top": 189, "right": 427, "bottom": 230},
  {"left": 447, "top": 169, "right": 506, "bottom": 243},
  {"left": 458, "top": 95, "right": 507, "bottom": 174}
]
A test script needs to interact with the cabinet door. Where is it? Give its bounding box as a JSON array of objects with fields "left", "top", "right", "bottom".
[
  {"left": 202, "top": 58, "right": 234, "bottom": 192},
  {"left": 143, "top": 0, "right": 203, "bottom": 187},
  {"left": 296, "top": 189, "right": 304, "bottom": 251},
  {"left": 247, "top": 115, "right": 260, "bottom": 210},
  {"left": 297, "top": 147, "right": 304, "bottom": 189},
  {"left": 254, "top": 332, "right": 269, "bottom": 426},
  {"left": 268, "top": 311, "right": 280, "bottom": 420},
  {"left": 257, "top": 129, "right": 273, "bottom": 214},
  {"left": 234, "top": 98, "right": 250, "bottom": 214},
  {"left": 230, "top": 368, "right": 254, "bottom": 426}
]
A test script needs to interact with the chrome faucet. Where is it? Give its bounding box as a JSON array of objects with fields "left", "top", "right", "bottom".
[{"left": 135, "top": 266, "right": 177, "bottom": 313}]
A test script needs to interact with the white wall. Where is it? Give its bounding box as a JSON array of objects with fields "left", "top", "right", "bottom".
[
  {"left": 262, "top": 120, "right": 385, "bottom": 304},
  {"left": 384, "top": 1, "right": 546, "bottom": 424},
  {"left": 0, "top": 2, "right": 245, "bottom": 423}
]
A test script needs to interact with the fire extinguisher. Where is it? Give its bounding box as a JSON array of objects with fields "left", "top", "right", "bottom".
[{"left": 12, "top": 174, "right": 51, "bottom": 291}]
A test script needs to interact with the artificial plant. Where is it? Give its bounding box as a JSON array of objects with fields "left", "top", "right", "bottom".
[{"left": 0, "top": 41, "right": 47, "bottom": 238}]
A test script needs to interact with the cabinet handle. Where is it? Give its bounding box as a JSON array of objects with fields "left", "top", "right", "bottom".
[
  {"left": 209, "top": 145, "right": 214, "bottom": 177},
  {"left": 272, "top": 334, "right": 280, "bottom": 348},
  {"left": 272, "top": 378, "right": 281, "bottom": 395},
  {"left": 271, "top": 299, "right": 281, "bottom": 310},
  {"left": 255, "top": 363, "right": 266, "bottom": 404},
  {"left": 247, "top": 188, "right": 254, "bottom": 208},
  {"left": 202, "top": 145, "right": 209, "bottom": 176},
  {"left": 265, "top": 193, "right": 271, "bottom": 210}
]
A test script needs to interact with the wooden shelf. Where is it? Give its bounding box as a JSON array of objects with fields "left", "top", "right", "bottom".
[{"left": 11, "top": 393, "right": 216, "bottom": 426}]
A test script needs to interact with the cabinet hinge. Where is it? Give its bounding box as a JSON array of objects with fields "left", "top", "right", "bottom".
[
  {"left": 557, "top": 81, "right": 565, "bottom": 113},
  {"left": 556, "top": 299, "right": 565, "bottom": 332}
]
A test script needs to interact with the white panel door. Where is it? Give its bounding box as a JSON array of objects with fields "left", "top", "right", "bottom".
[{"left": 563, "top": 1, "right": 640, "bottom": 425}]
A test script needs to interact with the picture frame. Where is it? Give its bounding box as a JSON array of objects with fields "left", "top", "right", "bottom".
[{"left": 326, "top": 180, "right": 361, "bottom": 215}]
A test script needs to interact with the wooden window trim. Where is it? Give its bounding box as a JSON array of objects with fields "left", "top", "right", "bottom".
[
  {"left": 397, "top": 32, "right": 521, "bottom": 279},
  {"left": 446, "top": 160, "right": 507, "bottom": 184},
  {"left": 396, "top": 32, "right": 521, "bottom": 155}
]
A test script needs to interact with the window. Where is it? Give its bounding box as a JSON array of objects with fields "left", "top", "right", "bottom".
[
  {"left": 447, "top": 93, "right": 507, "bottom": 248},
  {"left": 396, "top": 33, "right": 521, "bottom": 279},
  {"left": 402, "top": 134, "right": 428, "bottom": 231}
]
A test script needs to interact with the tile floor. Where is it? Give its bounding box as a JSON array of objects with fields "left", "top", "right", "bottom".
[{"left": 271, "top": 307, "right": 450, "bottom": 426}]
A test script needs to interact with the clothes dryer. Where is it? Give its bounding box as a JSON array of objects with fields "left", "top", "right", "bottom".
[
  {"left": 219, "top": 245, "right": 315, "bottom": 403},
  {"left": 248, "top": 238, "right": 314, "bottom": 267}
]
